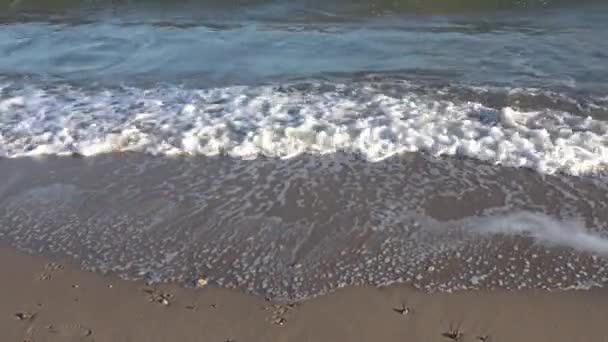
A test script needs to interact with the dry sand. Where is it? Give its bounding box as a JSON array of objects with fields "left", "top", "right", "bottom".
[{"left": 2, "top": 247, "right": 608, "bottom": 342}]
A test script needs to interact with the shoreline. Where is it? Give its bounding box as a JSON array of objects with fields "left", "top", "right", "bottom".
[
  {"left": 2, "top": 153, "right": 607, "bottom": 300},
  {"left": 3, "top": 246, "right": 608, "bottom": 342}
]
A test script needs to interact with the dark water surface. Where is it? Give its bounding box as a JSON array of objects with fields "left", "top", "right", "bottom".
[{"left": 0, "top": 0, "right": 607, "bottom": 90}]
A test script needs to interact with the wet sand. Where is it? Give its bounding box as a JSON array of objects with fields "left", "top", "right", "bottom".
[
  {"left": 2, "top": 246, "right": 608, "bottom": 342},
  {"left": 2, "top": 153, "right": 608, "bottom": 341},
  {"left": 2, "top": 154, "right": 607, "bottom": 301}
]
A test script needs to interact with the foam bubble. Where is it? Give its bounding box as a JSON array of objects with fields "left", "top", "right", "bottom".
[
  {"left": 1, "top": 81, "right": 607, "bottom": 176},
  {"left": 474, "top": 211, "right": 608, "bottom": 256}
]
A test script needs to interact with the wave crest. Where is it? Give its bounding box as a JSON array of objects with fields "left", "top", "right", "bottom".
[{"left": 1, "top": 80, "right": 607, "bottom": 176}]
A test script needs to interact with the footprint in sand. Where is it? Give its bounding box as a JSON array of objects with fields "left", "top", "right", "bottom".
[
  {"left": 36, "top": 262, "right": 65, "bottom": 281},
  {"left": 32, "top": 323, "right": 93, "bottom": 342}
]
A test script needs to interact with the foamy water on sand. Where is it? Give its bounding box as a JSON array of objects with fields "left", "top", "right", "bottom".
[
  {"left": 1, "top": 153, "right": 607, "bottom": 300},
  {"left": 0, "top": 0, "right": 607, "bottom": 300}
]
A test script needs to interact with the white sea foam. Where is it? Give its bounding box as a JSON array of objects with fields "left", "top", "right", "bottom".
[
  {"left": 475, "top": 211, "right": 608, "bottom": 256},
  {"left": 0, "top": 82, "right": 607, "bottom": 176}
]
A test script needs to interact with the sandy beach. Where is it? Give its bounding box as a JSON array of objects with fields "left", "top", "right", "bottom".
[
  {"left": 2, "top": 246, "right": 607, "bottom": 342},
  {"left": 1, "top": 1, "right": 608, "bottom": 341}
]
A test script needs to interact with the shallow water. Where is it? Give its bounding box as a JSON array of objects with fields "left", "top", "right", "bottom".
[
  {"left": 1, "top": 153, "right": 608, "bottom": 300},
  {"left": 0, "top": 0, "right": 607, "bottom": 299}
]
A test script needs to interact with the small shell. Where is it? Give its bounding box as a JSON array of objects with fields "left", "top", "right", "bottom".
[
  {"left": 14, "top": 312, "right": 35, "bottom": 321},
  {"left": 271, "top": 317, "right": 287, "bottom": 326},
  {"left": 196, "top": 276, "right": 209, "bottom": 288}
]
